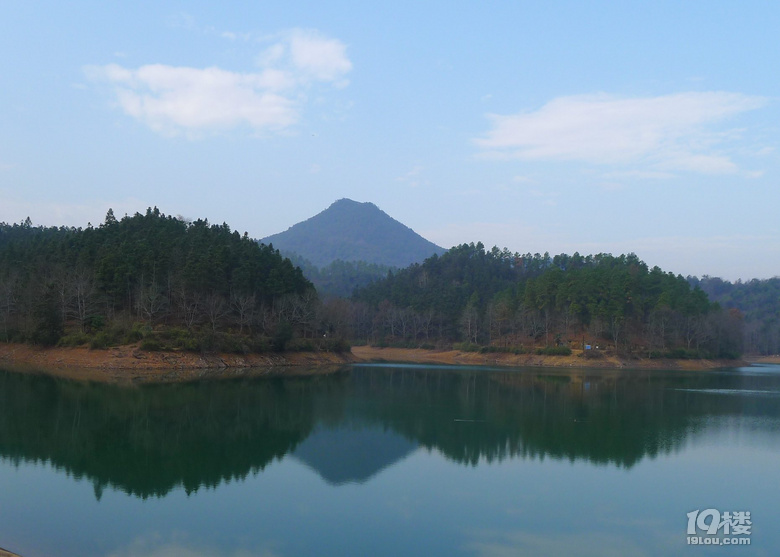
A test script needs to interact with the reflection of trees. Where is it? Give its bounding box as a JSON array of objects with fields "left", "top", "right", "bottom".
[
  {"left": 0, "top": 370, "right": 339, "bottom": 499},
  {"left": 344, "top": 366, "right": 776, "bottom": 468},
  {"left": 0, "top": 365, "right": 776, "bottom": 500}
]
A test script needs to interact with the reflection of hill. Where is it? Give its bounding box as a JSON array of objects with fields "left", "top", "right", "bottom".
[
  {"left": 0, "top": 371, "right": 333, "bottom": 499},
  {"left": 2, "top": 365, "right": 778, "bottom": 500},
  {"left": 292, "top": 424, "right": 417, "bottom": 485}
]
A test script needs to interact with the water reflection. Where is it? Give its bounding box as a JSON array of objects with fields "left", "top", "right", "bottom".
[{"left": 1, "top": 364, "right": 779, "bottom": 500}]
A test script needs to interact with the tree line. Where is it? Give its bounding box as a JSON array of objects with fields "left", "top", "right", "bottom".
[
  {"left": 1, "top": 212, "right": 747, "bottom": 359},
  {"left": 339, "top": 243, "right": 743, "bottom": 358},
  {"left": 0, "top": 208, "right": 343, "bottom": 352}
]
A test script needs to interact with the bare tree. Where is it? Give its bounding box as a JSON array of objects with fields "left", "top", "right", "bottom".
[
  {"left": 460, "top": 300, "right": 479, "bottom": 343},
  {"left": 137, "top": 281, "right": 168, "bottom": 324},
  {"left": 174, "top": 287, "right": 201, "bottom": 330},
  {"left": 204, "top": 293, "right": 228, "bottom": 332},
  {"left": 0, "top": 273, "right": 19, "bottom": 341},
  {"left": 231, "top": 292, "right": 256, "bottom": 334},
  {"left": 71, "top": 269, "right": 96, "bottom": 331}
]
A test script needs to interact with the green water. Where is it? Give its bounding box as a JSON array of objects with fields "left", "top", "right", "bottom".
[{"left": 1, "top": 363, "right": 779, "bottom": 556}]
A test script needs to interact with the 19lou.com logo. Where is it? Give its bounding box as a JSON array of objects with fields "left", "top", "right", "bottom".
[{"left": 687, "top": 509, "right": 752, "bottom": 546}]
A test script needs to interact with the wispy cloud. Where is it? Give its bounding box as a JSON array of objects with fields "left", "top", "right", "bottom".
[
  {"left": 85, "top": 29, "right": 352, "bottom": 137},
  {"left": 466, "top": 528, "right": 672, "bottom": 557},
  {"left": 396, "top": 165, "right": 427, "bottom": 187},
  {"left": 107, "top": 533, "right": 280, "bottom": 557},
  {"left": 601, "top": 170, "right": 674, "bottom": 180},
  {"left": 167, "top": 11, "right": 198, "bottom": 31},
  {"left": 475, "top": 92, "right": 767, "bottom": 175}
]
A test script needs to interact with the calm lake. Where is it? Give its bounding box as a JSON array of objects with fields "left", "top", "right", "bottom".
[{"left": 1, "top": 363, "right": 779, "bottom": 557}]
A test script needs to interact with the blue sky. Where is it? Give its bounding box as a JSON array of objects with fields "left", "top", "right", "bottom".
[{"left": 1, "top": 1, "right": 778, "bottom": 280}]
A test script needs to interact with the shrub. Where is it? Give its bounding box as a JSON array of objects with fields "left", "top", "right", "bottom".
[
  {"left": 90, "top": 331, "right": 113, "bottom": 350},
  {"left": 249, "top": 336, "right": 272, "bottom": 353},
  {"left": 121, "top": 322, "right": 149, "bottom": 344},
  {"left": 453, "top": 342, "right": 480, "bottom": 352},
  {"left": 140, "top": 338, "right": 162, "bottom": 351},
  {"left": 287, "top": 338, "right": 315, "bottom": 352},
  {"left": 272, "top": 321, "right": 293, "bottom": 352},
  {"left": 667, "top": 347, "right": 700, "bottom": 360},
  {"left": 57, "top": 332, "right": 90, "bottom": 347}
]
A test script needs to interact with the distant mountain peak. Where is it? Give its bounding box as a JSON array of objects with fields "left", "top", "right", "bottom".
[{"left": 261, "top": 199, "right": 445, "bottom": 268}]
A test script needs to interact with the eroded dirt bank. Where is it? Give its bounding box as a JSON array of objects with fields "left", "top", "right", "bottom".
[
  {"left": 0, "top": 342, "right": 754, "bottom": 384},
  {"left": 350, "top": 345, "right": 746, "bottom": 370},
  {"left": 0, "top": 342, "right": 355, "bottom": 383}
]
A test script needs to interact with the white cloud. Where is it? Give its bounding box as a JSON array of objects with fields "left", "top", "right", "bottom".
[
  {"left": 86, "top": 29, "right": 351, "bottom": 136},
  {"left": 288, "top": 29, "right": 352, "bottom": 82},
  {"left": 475, "top": 92, "right": 767, "bottom": 175}
]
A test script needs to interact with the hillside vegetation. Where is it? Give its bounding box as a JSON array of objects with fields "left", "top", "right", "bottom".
[
  {"left": 0, "top": 209, "right": 342, "bottom": 353},
  {"left": 691, "top": 275, "right": 780, "bottom": 355},
  {"left": 346, "top": 243, "right": 743, "bottom": 359},
  {"left": 1, "top": 210, "right": 748, "bottom": 362}
]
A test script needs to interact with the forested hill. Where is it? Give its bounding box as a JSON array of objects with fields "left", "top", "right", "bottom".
[
  {"left": 0, "top": 208, "right": 314, "bottom": 349},
  {"left": 261, "top": 198, "right": 446, "bottom": 268},
  {"left": 351, "top": 243, "right": 743, "bottom": 359},
  {"left": 690, "top": 276, "right": 780, "bottom": 355}
]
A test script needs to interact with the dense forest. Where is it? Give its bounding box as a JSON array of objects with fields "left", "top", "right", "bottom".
[
  {"left": 345, "top": 243, "right": 743, "bottom": 358},
  {"left": 690, "top": 276, "right": 780, "bottom": 355},
  {"left": 0, "top": 211, "right": 751, "bottom": 359},
  {"left": 0, "top": 208, "right": 344, "bottom": 352}
]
